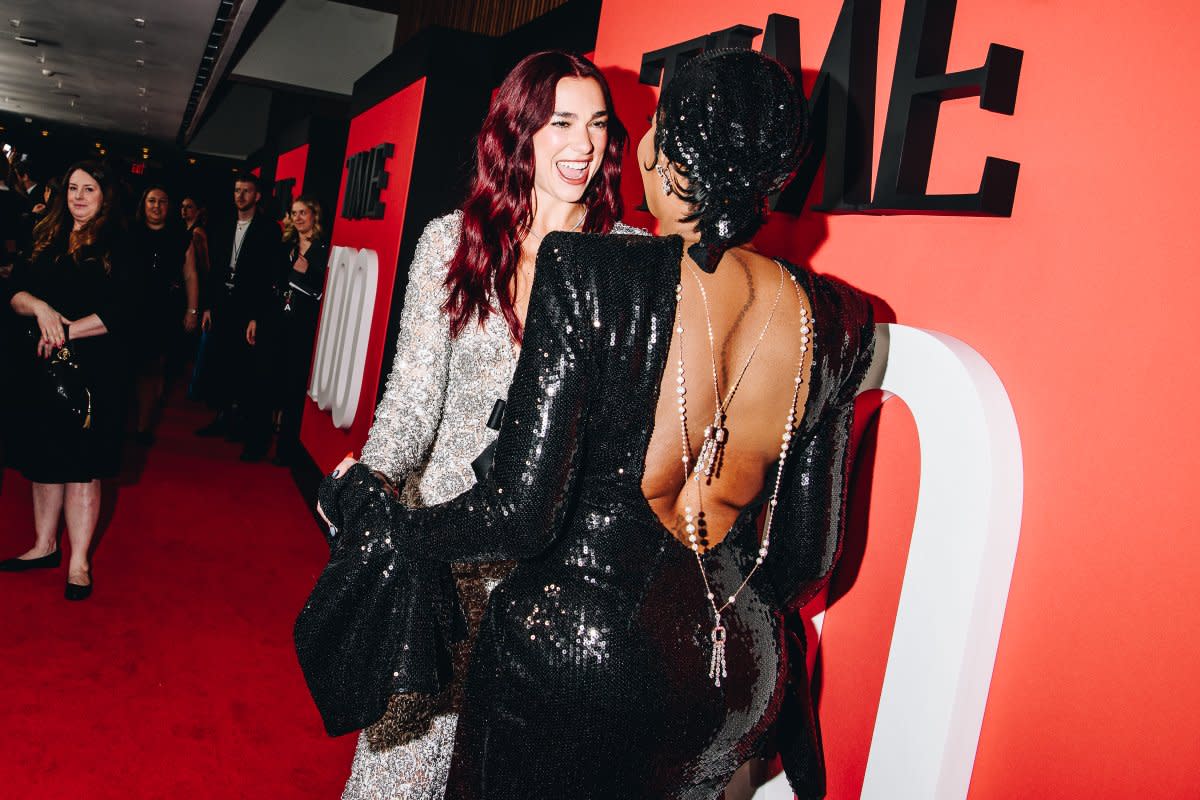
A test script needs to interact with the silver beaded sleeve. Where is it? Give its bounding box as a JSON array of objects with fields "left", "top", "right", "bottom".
[{"left": 359, "top": 214, "right": 460, "bottom": 485}]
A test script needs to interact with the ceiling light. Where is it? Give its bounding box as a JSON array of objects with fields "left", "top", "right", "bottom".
[
  {"left": 9, "top": 19, "right": 19, "bottom": 28},
  {"left": 40, "top": 130, "right": 48, "bottom": 136},
  {"left": 137, "top": 86, "right": 147, "bottom": 96},
  {"left": 36, "top": 54, "right": 45, "bottom": 63},
  {"left": 133, "top": 18, "right": 146, "bottom": 28},
  {"left": 95, "top": 141, "right": 102, "bottom": 148},
  {"left": 139, "top": 105, "right": 149, "bottom": 112},
  {"left": 134, "top": 39, "right": 145, "bottom": 46},
  {"left": 14, "top": 35, "right": 38, "bottom": 46},
  {"left": 135, "top": 58, "right": 144, "bottom": 67},
  {"left": 188, "top": 158, "right": 196, "bottom": 165},
  {"left": 41, "top": 69, "right": 54, "bottom": 77}
]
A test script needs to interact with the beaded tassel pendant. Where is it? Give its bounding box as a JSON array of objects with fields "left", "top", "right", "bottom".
[
  {"left": 709, "top": 617, "right": 728, "bottom": 686},
  {"left": 694, "top": 410, "right": 728, "bottom": 480}
]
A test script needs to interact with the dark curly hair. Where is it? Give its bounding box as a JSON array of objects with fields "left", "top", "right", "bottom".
[{"left": 653, "top": 48, "right": 809, "bottom": 270}]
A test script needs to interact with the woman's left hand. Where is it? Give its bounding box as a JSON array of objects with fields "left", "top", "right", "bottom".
[
  {"left": 332, "top": 455, "right": 359, "bottom": 476},
  {"left": 37, "top": 316, "right": 73, "bottom": 358},
  {"left": 316, "top": 455, "right": 359, "bottom": 526}
]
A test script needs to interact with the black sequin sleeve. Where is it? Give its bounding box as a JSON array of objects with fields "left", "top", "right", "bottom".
[
  {"left": 343, "top": 231, "right": 593, "bottom": 562},
  {"left": 762, "top": 273, "right": 875, "bottom": 612}
]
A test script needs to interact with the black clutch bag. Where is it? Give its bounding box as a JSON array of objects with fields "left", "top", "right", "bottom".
[
  {"left": 294, "top": 464, "right": 466, "bottom": 737},
  {"left": 25, "top": 324, "right": 92, "bottom": 429}
]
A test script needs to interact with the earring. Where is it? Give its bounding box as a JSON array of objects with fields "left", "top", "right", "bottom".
[{"left": 656, "top": 164, "right": 673, "bottom": 197}]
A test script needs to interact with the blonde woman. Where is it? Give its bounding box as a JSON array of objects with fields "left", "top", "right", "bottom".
[{"left": 245, "top": 195, "right": 328, "bottom": 464}]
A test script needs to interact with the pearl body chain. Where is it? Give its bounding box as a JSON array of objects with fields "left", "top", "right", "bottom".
[{"left": 674, "top": 259, "right": 811, "bottom": 686}]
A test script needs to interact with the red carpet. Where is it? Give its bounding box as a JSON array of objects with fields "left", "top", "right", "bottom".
[{"left": 0, "top": 397, "right": 356, "bottom": 798}]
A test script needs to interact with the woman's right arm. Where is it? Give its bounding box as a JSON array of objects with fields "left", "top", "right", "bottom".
[
  {"left": 358, "top": 216, "right": 458, "bottom": 484},
  {"left": 10, "top": 291, "right": 65, "bottom": 350}
]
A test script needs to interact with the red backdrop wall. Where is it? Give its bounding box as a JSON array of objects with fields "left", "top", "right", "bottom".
[
  {"left": 299, "top": 79, "right": 426, "bottom": 470},
  {"left": 274, "top": 143, "right": 309, "bottom": 196},
  {"left": 593, "top": 0, "right": 1200, "bottom": 797}
]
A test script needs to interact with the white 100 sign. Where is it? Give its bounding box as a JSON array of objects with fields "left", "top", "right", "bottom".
[{"left": 308, "top": 245, "right": 379, "bottom": 430}]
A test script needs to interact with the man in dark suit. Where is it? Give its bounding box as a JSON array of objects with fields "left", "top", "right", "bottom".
[{"left": 196, "top": 173, "right": 280, "bottom": 459}]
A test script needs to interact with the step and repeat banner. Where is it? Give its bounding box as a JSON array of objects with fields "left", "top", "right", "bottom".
[
  {"left": 299, "top": 79, "right": 425, "bottom": 467},
  {"left": 289, "top": 1, "right": 1199, "bottom": 797}
]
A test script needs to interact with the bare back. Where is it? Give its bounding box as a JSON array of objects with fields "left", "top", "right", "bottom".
[{"left": 642, "top": 246, "right": 814, "bottom": 550}]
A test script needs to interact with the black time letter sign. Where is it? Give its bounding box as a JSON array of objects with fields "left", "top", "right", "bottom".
[
  {"left": 341, "top": 142, "right": 395, "bottom": 220},
  {"left": 639, "top": 0, "right": 1023, "bottom": 217}
]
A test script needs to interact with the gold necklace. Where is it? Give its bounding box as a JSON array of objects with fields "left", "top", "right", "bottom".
[{"left": 524, "top": 209, "right": 585, "bottom": 245}]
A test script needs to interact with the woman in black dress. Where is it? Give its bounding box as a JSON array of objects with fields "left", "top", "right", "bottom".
[
  {"left": 244, "top": 195, "right": 329, "bottom": 464},
  {"left": 2, "top": 160, "right": 133, "bottom": 600},
  {"left": 317, "top": 50, "right": 880, "bottom": 797},
  {"left": 128, "top": 185, "right": 199, "bottom": 444}
]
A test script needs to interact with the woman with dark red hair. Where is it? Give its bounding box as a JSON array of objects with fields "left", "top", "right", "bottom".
[{"left": 340, "top": 51, "right": 642, "bottom": 799}]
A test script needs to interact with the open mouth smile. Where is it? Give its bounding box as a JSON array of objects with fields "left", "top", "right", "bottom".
[{"left": 556, "top": 159, "right": 591, "bottom": 185}]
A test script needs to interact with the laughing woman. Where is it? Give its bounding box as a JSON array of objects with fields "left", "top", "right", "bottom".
[{"left": 339, "top": 50, "right": 643, "bottom": 800}]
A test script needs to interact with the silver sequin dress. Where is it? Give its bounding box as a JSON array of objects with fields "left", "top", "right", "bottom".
[{"left": 343, "top": 212, "right": 644, "bottom": 800}]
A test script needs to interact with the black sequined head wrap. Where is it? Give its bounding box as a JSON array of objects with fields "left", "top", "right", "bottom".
[{"left": 654, "top": 48, "right": 809, "bottom": 270}]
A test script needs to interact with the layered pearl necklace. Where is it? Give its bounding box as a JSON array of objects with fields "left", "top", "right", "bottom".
[{"left": 674, "top": 256, "right": 811, "bottom": 686}]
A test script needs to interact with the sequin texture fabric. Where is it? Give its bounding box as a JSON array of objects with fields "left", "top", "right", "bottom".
[
  {"left": 333, "top": 232, "right": 874, "bottom": 799},
  {"left": 346, "top": 213, "right": 644, "bottom": 800}
]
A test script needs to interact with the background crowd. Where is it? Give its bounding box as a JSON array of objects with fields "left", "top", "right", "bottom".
[{"left": 0, "top": 143, "right": 331, "bottom": 600}]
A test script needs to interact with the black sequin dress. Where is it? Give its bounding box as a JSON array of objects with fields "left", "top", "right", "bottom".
[{"left": 324, "top": 232, "right": 874, "bottom": 799}]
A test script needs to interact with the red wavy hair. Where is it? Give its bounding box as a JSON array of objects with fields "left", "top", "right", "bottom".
[{"left": 443, "top": 51, "right": 626, "bottom": 342}]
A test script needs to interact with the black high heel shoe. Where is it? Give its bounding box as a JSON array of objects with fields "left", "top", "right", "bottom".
[{"left": 0, "top": 549, "right": 62, "bottom": 572}]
